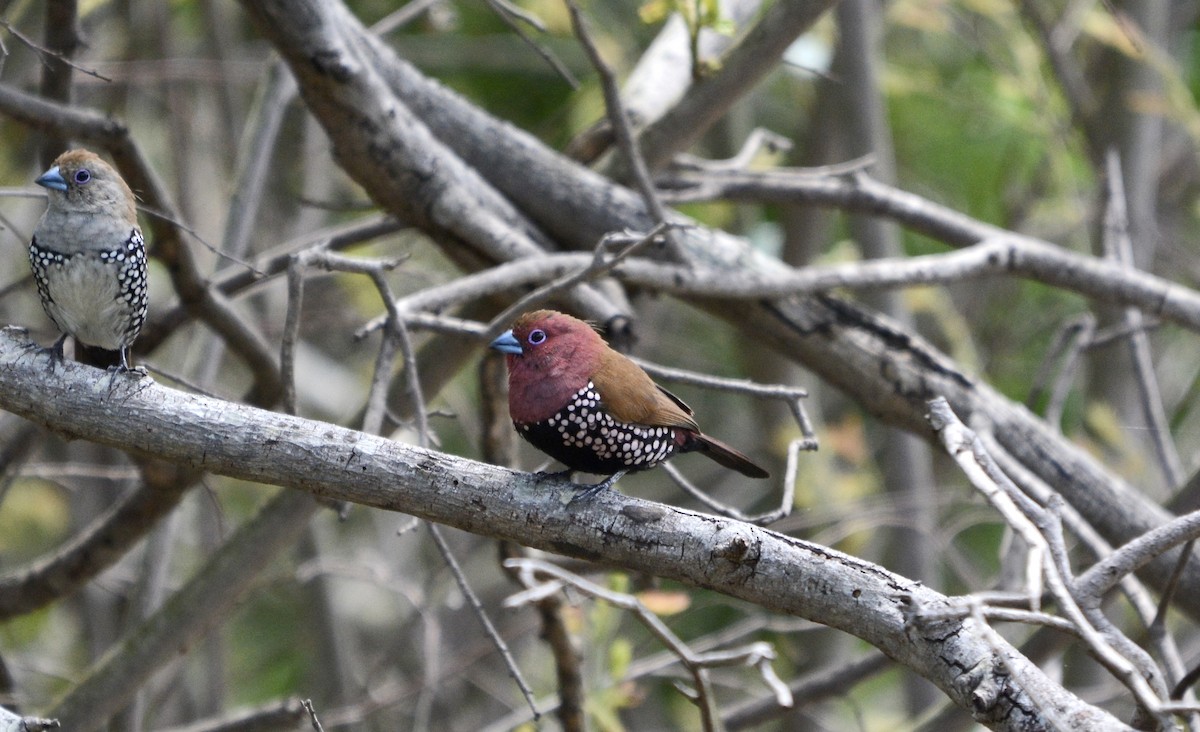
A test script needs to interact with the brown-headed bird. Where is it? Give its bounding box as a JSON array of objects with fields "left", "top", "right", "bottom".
[
  {"left": 490, "top": 310, "right": 768, "bottom": 497},
  {"left": 28, "top": 150, "right": 148, "bottom": 371}
]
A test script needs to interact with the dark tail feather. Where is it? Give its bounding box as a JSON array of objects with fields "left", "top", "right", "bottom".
[{"left": 694, "top": 433, "right": 769, "bottom": 479}]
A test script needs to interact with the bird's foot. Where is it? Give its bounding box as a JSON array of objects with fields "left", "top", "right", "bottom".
[
  {"left": 568, "top": 470, "right": 627, "bottom": 504},
  {"left": 105, "top": 348, "right": 149, "bottom": 392},
  {"left": 106, "top": 363, "right": 148, "bottom": 378},
  {"left": 33, "top": 334, "right": 68, "bottom": 373},
  {"left": 105, "top": 363, "right": 150, "bottom": 395},
  {"left": 107, "top": 347, "right": 149, "bottom": 379}
]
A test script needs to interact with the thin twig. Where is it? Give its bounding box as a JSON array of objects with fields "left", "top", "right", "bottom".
[
  {"left": 630, "top": 357, "right": 808, "bottom": 401},
  {"left": 282, "top": 253, "right": 308, "bottom": 416},
  {"left": 0, "top": 19, "right": 111, "bottom": 82},
  {"left": 428, "top": 525, "right": 541, "bottom": 720},
  {"left": 391, "top": 316, "right": 428, "bottom": 447},
  {"left": 978, "top": 426, "right": 1196, "bottom": 705},
  {"left": 662, "top": 437, "right": 802, "bottom": 526},
  {"left": 910, "top": 601, "right": 1079, "bottom": 636},
  {"left": 672, "top": 137, "right": 864, "bottom": 176},
  {"left": 360, "top": 263, "right": 429, "bottom": 445},
  {"left": 671, "top": 127, "right": 794, "bottom": 172},
  {"left": 137, "top": 203, "right": 267, "bottom": 278},
  {"left": 482, "top": 0, "right": 579, "bottom": 87},
  {"left": 1074, "top": 511, "right": 1200, "bottom": 603},
  {"left": 1037, "top": 500, "right": 1170, "bottom": 715},
  {"left": 1104, "top": 154, "right": 1197, "bottom": 716},
  {"left": 505, "top": 557, "right": 792, "bottom": 728},
  {"left": 723, "top": 653, "right": 889, "bottom": 729},
  {"left": 481, "top": 225, "right": 672, "bottom": 342},
  {"left": 360, "top": 231, "right": 1200, "bottom": 341},
  {"left": 565, "top": 0, "right": 686, "bottom": 262},
  {"left": 302, "top": 698, "right": 325, "bottom": 732},
  {"left": 285, "top": 248, "right": 409, "bottom": 430},
  {"left": 1026, "top": 313, "right": 1094, "bottom": 428},
  {"left": 497, "top": 543, "right": 585, "bottom": 732},
  {"left": 1103, "top": 150, "right": 1184, "bottom": 489},
  {"left": 928, "top": 397, "right": 1171, "bottom": 723},
  {"left": 221, "top": 62, "right": 296, "bottom": 264},
  {"left": 361, "top": 323, "right": 400, "bottom": 437},
  {"left": 371, "top": 0, "right": 444, "bottom": 35}
]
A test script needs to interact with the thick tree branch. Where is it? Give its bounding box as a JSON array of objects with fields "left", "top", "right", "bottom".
[
  {"left": 0, "top": 328, "right": 1120, "bottom": 731},
  {"left": 359, "top": 241, "right": 1200, "bottom": 338},
  {"left": 234, "top": 0, "right": 620, "bottom": 326},
  {"left": 234, "top": 0, "right": 1200, "bottom": 621}
]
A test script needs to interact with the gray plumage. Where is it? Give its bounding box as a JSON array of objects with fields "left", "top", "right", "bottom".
[{"left": 28, "top": 149, "right": 147, "bottom": 371}]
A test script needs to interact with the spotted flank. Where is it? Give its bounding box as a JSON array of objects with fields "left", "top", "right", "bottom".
[
  {"left": 28, "top": 229, "right": 148, "bottom": 352},
  {"left": 516, "top": 381, "right": 683, "bottom": 475}
]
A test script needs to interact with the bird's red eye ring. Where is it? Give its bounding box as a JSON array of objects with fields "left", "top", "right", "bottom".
[
  {"left": 73, "top": 169, "right": 92, "bottom": 185},
  {"left": 528, "top": 329, "right": 546, "bottom": 345}
]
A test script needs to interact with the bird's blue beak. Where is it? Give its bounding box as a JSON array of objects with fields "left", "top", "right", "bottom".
[
  {"left": 35, "top": 166, "right": 67, "bottom": 192},
  {"left": 490, "top": 329, "right": 523, "bottom": 355}
]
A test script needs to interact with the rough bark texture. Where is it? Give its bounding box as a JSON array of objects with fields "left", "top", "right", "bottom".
[
  {"left": 230, "top": 0, "right": 1200, "bottom": 623},
  {"left": 0, "top": 329, "right": 1126, "bottom": 730}
]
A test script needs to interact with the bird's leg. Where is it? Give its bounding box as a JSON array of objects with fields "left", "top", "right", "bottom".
[
  {"left": 104, "top": 347, "right": 147, "bottom": 393},
  {"left": 48, "top": 333, "right": 67, "bottom": 360},
  {"left": 108, "top": 346, "right": 147, "bottom": 378},
  {"left": 110, "top": 346, "right": 134, "bottom": 374},
  {"left": 35, "top": 333, "right": 68, "bottom": 371},
  {"left": 569, "top": 470, "right": 627, "bottom": 503}
]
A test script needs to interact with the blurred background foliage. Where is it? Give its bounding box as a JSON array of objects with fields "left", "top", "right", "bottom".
[{"left": 0, "top": 0, "right": 1195, "bottom": 729}]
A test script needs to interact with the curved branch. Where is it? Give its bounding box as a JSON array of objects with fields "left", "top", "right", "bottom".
[
  {"left": 361, "top": 237, "right": 1200, "bottom": 337},
  {"left": 0, "top": 460, "right": 193, "bottom": 620},
  {"left": 235, "top": 0, "right": 621, "bottom": 326},
  {"left": 231, "top": 0, "right": 1200, "bottom": 626},
  {"left": 0, "top": 328, "right": 1122, "bottom": 731}
]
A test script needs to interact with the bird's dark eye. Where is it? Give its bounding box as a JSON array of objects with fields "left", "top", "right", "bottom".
[
  {"left": 527, "top": 329, "right": 546, "bottom": 346},
  {"left": 73, "top": 169, "right": 92, "bottom": 185}
]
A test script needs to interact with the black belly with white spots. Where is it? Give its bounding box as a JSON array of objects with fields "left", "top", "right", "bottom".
[{"left": 515, "top": 382, "right": 686, "bottom": 475}]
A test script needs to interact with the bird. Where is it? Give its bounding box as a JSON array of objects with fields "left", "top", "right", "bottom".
[
  {"left": 490, "top": 309, "right": 768, "bottom": 498},
  {"left": 28, "top": 149, "right": 148, "bottom": 372}
]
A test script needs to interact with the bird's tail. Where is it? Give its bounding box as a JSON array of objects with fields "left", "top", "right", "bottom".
[{"left": 693, "top": 434, "right": 769, "bottom": 479}]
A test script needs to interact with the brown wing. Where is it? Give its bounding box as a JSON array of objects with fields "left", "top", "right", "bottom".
[
  {"left": 655, "top": 384, "right": 694, "bottom": 417},
  {"left": 591, "top": 349, "right": 701, "bottom": 431}
]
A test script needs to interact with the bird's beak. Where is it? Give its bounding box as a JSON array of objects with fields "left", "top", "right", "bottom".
[
  {"left": 35, "top": 166, "right": 67, "bottom": 192},
  {"left": 490, "top": 329, "right": 523, "bottom": 355}
]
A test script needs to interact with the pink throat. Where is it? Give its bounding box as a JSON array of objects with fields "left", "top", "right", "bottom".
[{"left": 506, "top": 353, "right": 591, "bottom": 424}]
